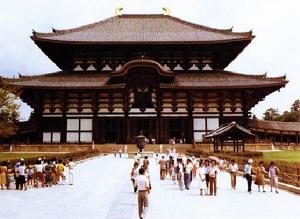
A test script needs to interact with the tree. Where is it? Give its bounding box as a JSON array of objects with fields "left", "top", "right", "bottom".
[
  {"left": 291, "top": 99, "right": 300, "bottom": 112},
  {"left": 0, "top": 88, "right": 20, "bottom": 141},
  {"left": 263, "top": 108, "right": 280, "bottom": 121}
]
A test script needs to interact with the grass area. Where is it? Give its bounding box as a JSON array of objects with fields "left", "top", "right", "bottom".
[
  {"left": 263, "top": 151, "right": 300, "bottom": 163},
  {"left": 0, "top": 153, "right": 64, "bottom": 162}
]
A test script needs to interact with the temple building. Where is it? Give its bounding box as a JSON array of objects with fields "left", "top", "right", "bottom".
[{"left": 0, "top": 13, "right": 288, "bottom": 145}]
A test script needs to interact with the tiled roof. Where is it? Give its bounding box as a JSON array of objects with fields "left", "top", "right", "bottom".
[
  {"left": 205, "top": 121, "right": 255, "bottom": 138},
  {"left": 249, "top": 119, "right": 300, "bottom": 133},
  {"left": 0, "top": 72, "right": 124, "bottom": 89},
  {"left": 32, "top": 14, "right": 254, "bottom": 44},
  {"left": 0, "top": 70, "right": 287, "bottom": 89},
  {"left": 160, "top": 71, "right": 287, "bottom": 89}
]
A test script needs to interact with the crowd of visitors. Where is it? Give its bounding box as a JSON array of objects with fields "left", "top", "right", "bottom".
[
  {"left": 0, "top": 157, "right": 76, "bottom": 190},
  {"left": 154, "top": 154, "right": 280, "bottom": 196}
]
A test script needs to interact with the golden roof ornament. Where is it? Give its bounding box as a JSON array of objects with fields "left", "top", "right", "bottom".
[
  {"left": 115, "top": 6, "right": 123, "bottom": 16},
  {"left": 162, "top": 7, "right": 171, "bottom": 16}
]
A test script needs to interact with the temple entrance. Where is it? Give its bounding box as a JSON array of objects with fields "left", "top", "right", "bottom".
[
  {"left": 129, "top": 118, "right": 155, "bottom": 143},
  {"left": 168, "top": 118, "right": 187, "bottom": 143},
  {"left": 104, "top": 119, "right": 120, "bottom": 143}
]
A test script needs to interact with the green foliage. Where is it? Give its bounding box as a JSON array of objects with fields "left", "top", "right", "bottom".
[
  {"left": 263, "top": 108, "right": 280, "bottom": 121},
  {"left": 0, "top": 88, "right": 20, "bottom": 138},
  {"left": 263, "top": 99, "right": 300, "bottom": 122}
]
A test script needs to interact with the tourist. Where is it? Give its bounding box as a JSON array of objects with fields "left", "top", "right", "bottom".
[
  {"left": 66, "top": 158, "right": 76, "bottom": 185},
  {"left": 269, "top": 162, "right": 280, "bottom": 193},
  {"left": 256, "top": 161, "right": 268, "bottom": 192},
  {"left": 27, "top": 163, "right": 34, "bottom": 187},
  {"left": 176, "top": 158, "right": 184, "bottom": 190},
  {"left": 244, "top": 159, "right": 253, "bottom": 194},
  {"left": 0, "top": 161, "right": 8, "bottom": 190},
  {"left": 192, "top": 157, "right": 197, "bottom": 179},
  {"left": 135, "top": 168, "right": 150, "bottom": 219},
  {"left": 34, "top": 159, "right": 45, "bottom": 188},
  {"left": 18, "top": 161, "right": 27, "bottom": 190},
  {"left": 155, "top": 154, "right": 159, "bottom": 165},
  {"left": 184, "top": 158, "right": 193, "bottom": 190},
  {"left": 118, "top": 148, "right": 122, "bottom": 158},
  {"left": 228, "top": 159, "right": 238, "bottom": 190},
  {"left": 143, "top": 156, "right": 149, "bottom": 170},
  {"left": 219, "top": 157, "right": 225, "bottom": 172},
  {"left": 44, "top": 162, "right": 53, "bottom": 187},
  {"left": 6, "top": 161, "right": 14, "bottom": 189},
  {"left": 197, "top": 160, "right": 206, "bottom": 196},
  {"left": 15, "top": 160, "right": 21, "bottom": 190},
  {"left": 204, "top": 159, "right": 210, "bottom": 195},
  {"left": 49, "top": 159, "right": 57, "bottom": 185},
  {"left": 170, "top": 157, "right": 177, "bottom": 184},
  {"left": 131, "top": 162, "right": 139, "bottom": 193},
  {"left": 209, "top": 160, "right": 219, "bottom": 196},
  {"left": 159, "top": 156, "right": 167, "bottom": 180},
  {"left": 56, "top": 159, "right": 65, "bottom": 184}
]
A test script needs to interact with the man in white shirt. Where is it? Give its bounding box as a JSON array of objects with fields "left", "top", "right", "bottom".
[
  {"left": 228, "top": 159, "right": 238, "bottom": 190},
  {"left": 135, "top": 168, "right": 150, "bottom": 219},
  {"left": 244, "top": 159, "right": 253, "bottom": 194},
  {"left": 66, "top": 158, "right": 76, "bottom": 185}
]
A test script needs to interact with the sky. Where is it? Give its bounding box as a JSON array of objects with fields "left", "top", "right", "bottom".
[{"left": 0, "top": 0, "right": 299, "bottom": 121}]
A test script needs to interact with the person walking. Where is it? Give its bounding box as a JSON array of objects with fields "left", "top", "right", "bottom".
[
  {"left": 159, "top": 156, "right": 167, "bottom": 180},
  {"left": 56, "top": 159, "right": 65, "bottom": 184},
  {"left": 244, "top": 159, "right": 253, "bottom": 194},
  {"left": 209, "top": 160, "right": 219, "bottom": 196},
  {"left": 228, "top": 159, "right": 238, "bottom": 190},
  {"left": 66, "top": 158, "right": 76, "bottom": 185},
  {"left": 18, "top": 161, "right": 27, "bottom": 190},
  {"left": 135, "top": 168, "right": 150, "bottom": 219},
  {"left": 118, "top": 148, "right": 122, "bottom": 158},
  {"left": 131, "top": 162, "right": 139, "bottom": 193},
  {"left": 204, "top": 160, "right": 210, "bottom": 195},
  {"left": 176, "top": 158, "right": 184, "bottom": 190},
  {"left": 0, "top": 161, "right": 8, "bottom": 190},
  {"left": 34, "top": 159, "right": 45, "bottom": 188},
  {"left": 143, "top": 156, "right": 150, "bottom": 170},
  {"left": 197, "top": 160, "right": 206, "bottom": 196},
  {"left": 256, "top": 161, "right": 268, "bottom": 192},
  {"left": 184, "top": 158, "right": 193, "bottom": 190},
  {"left": 269, "top": 162, "right": 280, "bottom": 193}
]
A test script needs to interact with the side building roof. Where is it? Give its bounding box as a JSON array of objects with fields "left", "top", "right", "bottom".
[{"left": 249, "top": 119, "right": 300, "bottom": 133}]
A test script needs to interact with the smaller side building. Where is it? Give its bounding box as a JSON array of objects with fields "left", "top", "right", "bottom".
[{"left": 249, "top": 119, "right": 300, "bottom": 147}]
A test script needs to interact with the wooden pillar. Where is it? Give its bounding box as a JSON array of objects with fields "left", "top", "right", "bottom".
[
  {"left": 242, "top": 91, "right": 250, "bottom": 127},
  {"left": 92, "top": 91, "right": 98, "bottom": 144},
  {"left": 34, "top": 92, "right": 44, "bottom": 143},
  {"left": 236, "top": 140, "right": 239, "bottom": 153},
  {"left": 123, "top": 89, "right": 129, "bottom": 143},
  {"left": 221, "top": 139, "right": 223, "bottom": 152},
  {"left": 187, "top": 91, "right": 194, "bottom": 144},
  {"left": 233, "top": 139, "right": 236, "bottom": 152},
  {"left": 61, "top": 92, "right": 67, "bottom": 143},
  {"left": 296, "top": 132, "right": 299, "bottom": 146},
  {"left": 242, "top": 139, "right": 245, "bottom": 152},
  {"left": 157, "top": 90, "right": 163, "bottom": 143}
]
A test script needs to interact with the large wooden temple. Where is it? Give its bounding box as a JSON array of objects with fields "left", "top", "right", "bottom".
[{"left": 0, "top": 13, "right": 288, "bottom": 145}]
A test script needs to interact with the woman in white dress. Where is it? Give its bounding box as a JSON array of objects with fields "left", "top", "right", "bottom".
[{"left": 197, "top": 160, "right": 206, "bottom": 196}]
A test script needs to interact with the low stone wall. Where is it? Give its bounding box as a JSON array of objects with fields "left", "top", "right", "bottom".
[
  {"left": 193, "top": 143, "right": 272, "bottom": 152},
  {"left": 11, "top": 143, "right": 193, "bottom": 153}
]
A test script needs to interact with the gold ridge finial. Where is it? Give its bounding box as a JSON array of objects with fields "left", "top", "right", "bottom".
[
  {"left": 115, "top": 6, "right": 123, "bottom": 16},
  {"left": 162, "top": 7, "right": 171, "bottom": 16}
]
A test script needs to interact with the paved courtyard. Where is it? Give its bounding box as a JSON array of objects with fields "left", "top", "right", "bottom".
[{"left": 0, "top": 154, "right": 299, "bottom": 219}]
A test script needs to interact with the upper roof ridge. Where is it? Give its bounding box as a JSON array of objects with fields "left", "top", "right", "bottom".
[{"left": 31, "top": 14, "right": 254, "bottom": 39}]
